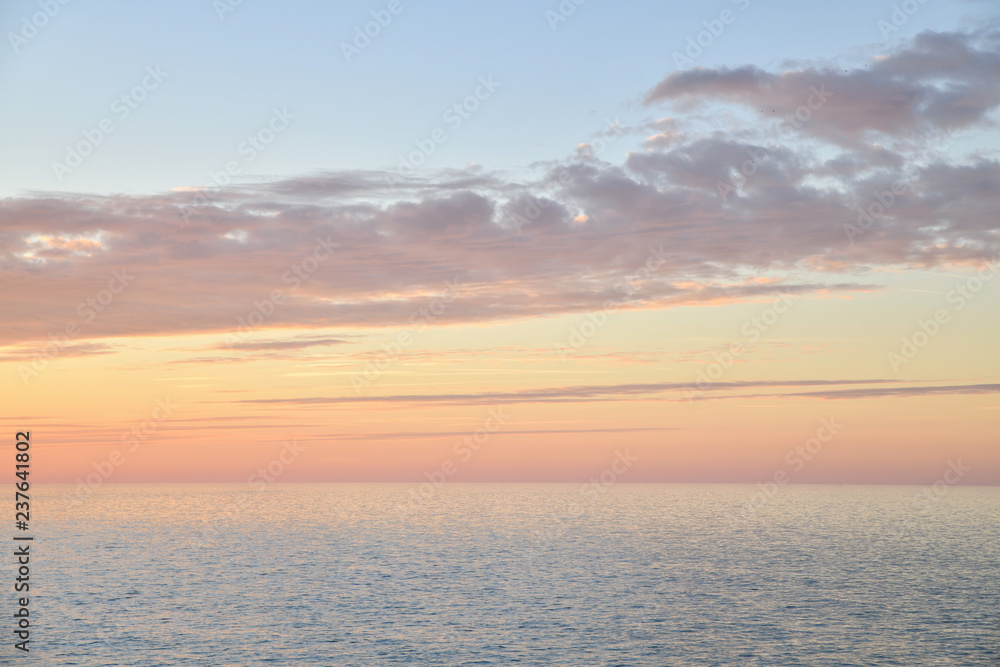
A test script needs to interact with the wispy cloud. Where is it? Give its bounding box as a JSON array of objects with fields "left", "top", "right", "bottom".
[
  {"left": 228, "top": 379, "right": 905, "bottom": 407},
  {"left": 209, "top": 336, "right": 351, "bottom": 352},
  {"left": 759, "top": 383, "right": 1000, "bottom": 401},
  {"left": 0, "top": 341, "right": 119, "bottom": 361},
  {"left": 314, "top": 427, "right": 679, "bottom": 440}
]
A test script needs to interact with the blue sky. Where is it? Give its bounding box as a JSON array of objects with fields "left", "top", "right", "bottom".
[{"left": 0, "top": 0, "right": 985, "bottom": 197}]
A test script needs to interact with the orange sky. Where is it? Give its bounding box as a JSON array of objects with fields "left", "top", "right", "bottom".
[{"left": 6, "top": 274, "right": 998, "bottom": 487}]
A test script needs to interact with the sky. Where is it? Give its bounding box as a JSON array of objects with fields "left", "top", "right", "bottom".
[{"left": 1, "top": 0, "right": 999, "bottom": 487}]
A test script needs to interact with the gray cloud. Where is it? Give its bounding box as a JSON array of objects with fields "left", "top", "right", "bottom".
[
  {"left": 1, "top": 28, "right": 997, "bottom": 348},
  {"left": 646, "top": 28, "right": 1000, "bottom": 147}
]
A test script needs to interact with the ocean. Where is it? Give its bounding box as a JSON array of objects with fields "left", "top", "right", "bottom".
[{"left": 20, "top": 483, "right": 1000, "bottom": 665}]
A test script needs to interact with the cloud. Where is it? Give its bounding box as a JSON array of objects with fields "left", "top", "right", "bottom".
[
  {"left": 0, "top": 28, "right": 997, "bottom": 349},
  {"left": 645, "top": 28, "right": 1000, "bottom": 147},
  {"left": 315, "top": 427, "right": 679, "bottom": 440},
  {"left": 758, "top": 383, "right": 1000, "bottom": 401},
  {"left": 163, "top": 335, "right": 355, "bottom": 364},
  {"left": 0, "top": 341, "right": 119, "bottom": 362},
  {"left": 228, "top": 379, "right": 903, "bottom": 407},
  {"left": 210, "top": 336, "right": 351, "bottom": 352},
  {"left": 222, "top": 380, "right": 1000, "bottom": 408}
]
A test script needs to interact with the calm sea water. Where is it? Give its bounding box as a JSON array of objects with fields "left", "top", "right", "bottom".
[{"left": 16, "top": 484, "right": 1000, "bottom": 665}]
